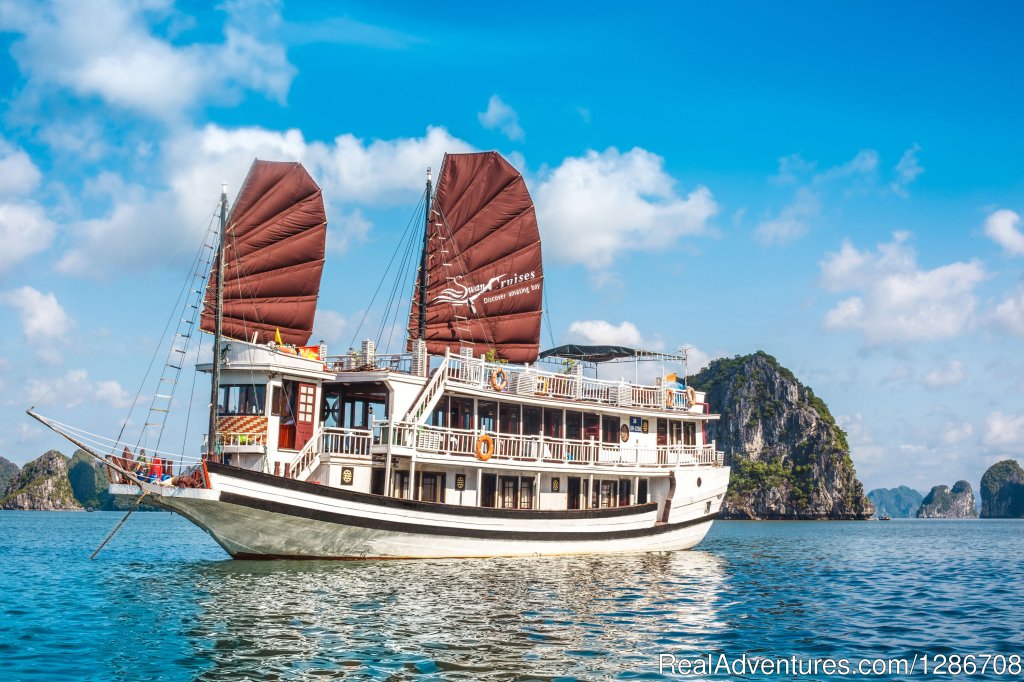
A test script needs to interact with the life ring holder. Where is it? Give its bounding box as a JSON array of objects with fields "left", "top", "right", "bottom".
[
  {"left": 490, "top": 368, "right": 508, "bottom": 392},
  {"left": 475, "top": 434, "right": 494, "bottom": 461}
]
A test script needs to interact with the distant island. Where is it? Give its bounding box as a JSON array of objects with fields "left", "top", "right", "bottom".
[
  {"left": 690, "top": 351, "right": 874, "bottom": 520},
  {"left": 980, "top": 460, "right": 1024, "bottom": 518},
  {"left": 1, "top": 449, "right": 160, "bottom": 511},
  {"left": 866, "top": 486, "right": 923, "bottom": 518},
  {"left": 916, "top": 480, "right": 977, "bottom": 518}
]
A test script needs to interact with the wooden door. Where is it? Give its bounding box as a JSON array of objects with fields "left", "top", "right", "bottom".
[{"left": 295, "top": 383, "right": 316, "bottom": 450}]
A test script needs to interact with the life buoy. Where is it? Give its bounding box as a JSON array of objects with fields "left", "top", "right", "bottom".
[
  {"left": 685, "top": 386, "right": 697, "bottom": 406},
  {"left": 490, "top": 368, "right": 508, "bottom": 392},
  {"left": 665, "top": 388, "right": 675, "bottom": 408},
  {"left": 475, "top": 434, "right": 494, "bottom": 461}
]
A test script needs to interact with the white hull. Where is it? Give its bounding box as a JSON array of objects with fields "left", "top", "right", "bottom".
[{"left": 131, "top": 463, "right": 729, "bottom": 559}]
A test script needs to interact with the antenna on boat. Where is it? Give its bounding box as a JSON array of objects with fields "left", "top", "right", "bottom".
[
  {"left": 417, "top": 167, "right": 432, "bottom": 340},
  {"left": 207, "top": 183, "right": 228, "bottom": 461}
]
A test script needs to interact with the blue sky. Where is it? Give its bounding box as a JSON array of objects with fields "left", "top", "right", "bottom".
[{"left": 1, "top": 0, "right": 1023, "bottom": 494}]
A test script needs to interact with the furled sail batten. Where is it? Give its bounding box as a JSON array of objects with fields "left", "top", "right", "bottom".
[
  {"left": 200, "top": 160, "right": 327, "bottom": 347},
  {"left": 408, "top": 151, "right": 543, "bottom": 364}
]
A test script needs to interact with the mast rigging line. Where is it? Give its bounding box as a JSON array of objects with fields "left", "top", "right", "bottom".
[{"left": 378, "top": 207, "right": 422, "bottom": 353}]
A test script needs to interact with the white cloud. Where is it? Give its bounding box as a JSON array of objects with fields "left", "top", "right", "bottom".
[
  {"left": 683, "top": 344, "right": 724, "bottom": 372},
  {"left": 754, "top": 187, "right": 820, "bottom": 245},
  {"left": 478, "top": 95, "right": 524, "bottom": 141},
  {"left": 26, "top": 368, "right": 91, "bottom": 408},
  {"left": 0, "top": 138, "right": 42, "bottom": 196},
  {"left": 567, "top": 320, "right": 645, "bottom": 346},
  {"left": 94, "top": 379, "right": 131, "bottom": 409},
  {"left": 921, "top": 360, "right": 965, "bottom": 389},
  {"left": 536, "top": 147, "right": 717, "bottom": 268},
  {"left": 2, "top": 286, "right": 73, "bottom": 339},
  {"left": 57, "top": 124, "right": 473, "bottom": 276},
  {"left": 982, "top": 411, "right": 1024, "bottom": 450},
  {"left": 0, "top": 0, "right": 295, "bottom": 122},
  {"left": 890, "top": 143, "right": 923, "bottom": 197},
  {"left": 312, "top": 309, "right": 347, "bottom": 345},
  {"left": 992, "top": 284, "right": 1024, "bottom": 336},
  {"left": 819, "top": 232, "right": 985, "bottom": 345},
  {"left": 984, "top": 209, "right": 1024, "bottom": 256},
  {"left": 940, "top": 420, "right": 973, "bottom": 446},
  {"left": 0, "top": 201, "right": 57, "bottom": 273}
]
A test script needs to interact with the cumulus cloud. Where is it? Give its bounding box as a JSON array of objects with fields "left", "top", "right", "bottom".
[
  {"left": 984, "top": 209, "right": 1024, "bottom": 256},
  {"left": 754, "top": 187, "right": 819, "bottom": 245},
  {"left": 940, "top": 420, "right": 973, "bottom": 446},
  {"left": 25, "top": 368, "right": 130, "bottom": 409},
  {"left": 0, "top": 138, "right": 42, "bottom": 196},
  {"left": 0, "top": 0, "right": 296, "bottom": 122},
  {"left": 478, "top": 95, "right": 524, "bottom": 141},
  {"left": 567, "top": 320, "right": 645, "bottom": 347},
  {"left": 982, "top": 411, "right": 1024, "bottom": 450},
  {"left": 0, "top": 201, "right": 57, "bottom": 273},
  {"left": 992, "top": 284, "right": 1024, "bottom": 336},
  {"left": 2, "top": 286, "right": 73, "bottom": 339},
  {"left": 57, "top": 124, "right": 473, "bottom": 276},
  {"left": 536, "top": 147, "right": 717, "bottom": 268},
  {"left": 921, "top": 360, "right": 965, "bottom": 389},
  {"left": 890, "top": 143, "right": 923, "bottom": 197},
  {"left": 312, "top": 309, "right": 347, "bottom": 345},
  {"left": 819, "top": 232, "right": 985, "bottom": 345},
  {"left": 94, "top": 379, "right": 132, "bottom": 409}
]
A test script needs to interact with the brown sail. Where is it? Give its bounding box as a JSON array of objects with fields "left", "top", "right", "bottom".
[
  {"left": 200, "top": 160, "right": 327, "bottom": 346},
  {"left": 408, "top": 152, "right": 543, "bottom": 363}
]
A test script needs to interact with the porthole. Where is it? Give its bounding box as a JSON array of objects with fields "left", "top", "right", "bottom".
[{"left": 696, "top": 477, "right": 702, "bottom": 488}]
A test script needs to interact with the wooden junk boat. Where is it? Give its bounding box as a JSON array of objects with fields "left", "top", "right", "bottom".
[{"left": 32, "top": 152, "right": 730, "bottom": 559}]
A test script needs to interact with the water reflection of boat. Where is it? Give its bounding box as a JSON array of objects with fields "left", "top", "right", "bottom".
[{"left": 33, "top": 153, "right": 729, "bottom": 559}]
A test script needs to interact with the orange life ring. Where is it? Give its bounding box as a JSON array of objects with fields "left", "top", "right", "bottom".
[
  {"left": 665, "top": 388, "right": 675, "bottom": 408},
  {"left": 685, "top": 386, "right": 697, "bottom": 406},
  {"left": 490, "top": 368, "right": 508, "bottom": 392},
  {"left": 475, "top": 434, "right": 494, "bottom": 461}
]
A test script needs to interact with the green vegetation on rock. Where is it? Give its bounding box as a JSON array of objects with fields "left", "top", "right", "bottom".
[
  {"left": 690, "top": 351, "right": 873, "bottom": 520},
  {"left": 0, "top": 456, "right": 19, "bottom": 494},
  {"left": 980, "top": 460, "right": 1024, "bottom": 518},
  {"left": 916, "top": 480, "right": 977, "bottom": 518},
  {"left": 1, "top": 450, "right": 82, "bottom": 510},
  {"left": 867, "top": 486, "right": 923, "bottom": 518}
]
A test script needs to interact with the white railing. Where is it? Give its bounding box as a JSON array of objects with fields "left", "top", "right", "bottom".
[
  {"left": 445, "top": 352, "right": 706, "bottom": 413},
  {"left": 404, "top": 356, "right": 450, "bottom": 424},
  {"left": 287, "top": 426, "right": 374, "bottom": 480},
  {"left": 217, "top": 432, "right": 266, "bottom": 448},
  {"left": 379, "top": 421, "right": 723, "bottom": 468},
  {"left": 325, "top": 353, "right": 413, "bottom": 374}
]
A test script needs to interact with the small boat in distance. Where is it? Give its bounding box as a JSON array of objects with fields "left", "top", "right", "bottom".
[{"left": 32, "top": 152, "right": 730, "bottom": 559}]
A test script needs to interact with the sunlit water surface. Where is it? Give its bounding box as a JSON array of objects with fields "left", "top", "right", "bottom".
[{"left": 1, "top": 512, "right": 1020, "bottom": 680}]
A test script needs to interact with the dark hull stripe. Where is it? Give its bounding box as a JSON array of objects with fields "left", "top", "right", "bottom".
[
  {"left": 207, "top": 461, "right": 659, "bottom": 519},
  {"left": 217, "top": 491, "right": 718, "bottom": 542}
]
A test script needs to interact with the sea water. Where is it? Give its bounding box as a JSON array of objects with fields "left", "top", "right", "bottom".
[{"left": 0, "top": 512, "right": 1021, "bottom": 680}]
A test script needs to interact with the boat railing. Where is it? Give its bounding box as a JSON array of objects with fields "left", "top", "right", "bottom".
[
  {"left": 324, "top": 352, "right": 413, "bottom": 374},
  {"left": 444, "top": 352, "right": 705, "bottom": 413},
  {"left": 379, "top": 420, "right": 723, "bottom": 468},
  {"left": 287, "top": 426, "right": 374, "bottom": 480}
]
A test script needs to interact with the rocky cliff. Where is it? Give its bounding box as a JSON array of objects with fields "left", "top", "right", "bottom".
[
  {"left": 0, "top": 456, "right": 19, "bottom": 494},
  {"left": 916, "top": 480, "right": 977, "bottom": 518},
  {"left": 1, "top": 450, "right": 82, "bottom": 511},
  {"left": 867, "top": 486, "right": 923, "bottom": 518},
  {"left": 980, "top": 460, "right": 1024, "bottom": 518},
  {"left": 690, "top": 351, "right": 874, "bottom": 520}
]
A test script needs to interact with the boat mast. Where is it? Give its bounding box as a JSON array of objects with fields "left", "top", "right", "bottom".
[
  {"left": 417, "top": 167, "right": 432, "bottom": 340},
  {"left": 207, "top": 184, "right": 228, "bottom": 460}
]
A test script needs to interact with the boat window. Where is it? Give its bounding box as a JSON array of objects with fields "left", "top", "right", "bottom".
[
  {"left": 684, "top": 422, "right": 696, "bottom": 445},
  {"left": 499, "top": 402, "right": 520, "bottom": 434},
  {"left": 543, "top": 408, "right": 562, "bottom": 439},
  {"left": 656, "top": 418, "right": 667, "bottom": 446},
  {"left": 602, "top": 417, "right": 621, "bottom": 444},
  {"left": 449, "top": 398, "right": 473, "bottom": 431},
  {"left": 519, "top": 478, "right": 535, "bottom": 509},
  {"left": 218, "top": 384, "right": 266, "bottom": 416},
  {"left": 565, "top": 411, "right": 582, "bottom": 440},
  {"left": 392, "top": 471, "right": 409, "bottom": 499},
  {"left": 669, "top": 421, "right": 683, "bottom": 445},
  {"left": 428, "top": 397, "right": 448, "bottom": 427},
  {"left": 321, "top": 391, "right": 342, "bottom": 427},
  {"left": 478, "top": 401, "right": 497, "bottom": 433},
  {"left": 583, "top": 413, "right": 599, "bottom": 441},
  {"left": 419, "top": 472, "right": 445, "bottom": 503},
  {"left": 638, "top": 479, "right": 649, "bottom": 504},
  {"left": 500, "top": 476, "right": 519, "bottom": 509},
  {"left": 481, "top": 473, "right": 497, "bottom": 507},
  {"left": 593, "top": 480, "right": 616, "bottom": 509},
  {"left": 523, "top": 406, "right": 541, "bottom": 436},
  {"left": 618, "top": 479, "right": 631, "bottom": 507}
]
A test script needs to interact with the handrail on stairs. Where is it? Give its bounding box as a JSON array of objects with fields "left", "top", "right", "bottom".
[{"left": 404, "top": 355, "right": 449, "bottom": 424}]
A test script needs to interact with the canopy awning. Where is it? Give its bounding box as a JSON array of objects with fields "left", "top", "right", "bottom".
[{"left": 538, "top": 344, "right": 685, "bottom": 364}]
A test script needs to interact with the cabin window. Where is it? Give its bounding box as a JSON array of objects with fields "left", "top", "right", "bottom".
[
  {"left": 428, "top": 397, "right": 448, "bottom": 427},
  {"left": 519, "top": 478, "right": 535, "bottom": 509},
  {"left": 218, "top": 384, "right": 266, "bottom": 416},
  {"left": 592, "top": 480, "right": 617, "bottom": 509},
  {"left": 544, "top": 408, "right": 563, "bottom": 439},
  {"left": 481, "top": 473, "right": 497, "bottom": 508},
  {"left": 583, "top": 413, "right": 599, "bottom": 441},
  {"left": 499, "top": 402, "right": 520, "bottom": 434},
  {"left": 449, "top": 398, "right": 473, "bottom": 431},
  {"left": 638, "top": 479, "right": 649, "bottom": 504},
  {"left": 618, "top": 479, "right": 631, "bottom": 507},
  {"left": 523, "top": 406, "right": 542, "bottom": 436},
  {"left": 602, "top": 417, "right": 621, "bottom": 444},
  {"left": 419, "top": 472, "right": 445, "bottom": 503},
  {"left": 500, "top": 476, "right": 519, "bottom": 509},
  {"left": 392, "top": 471, "right": 409, "bottom": 499},
  {"left": 321, "top": 391, "right": 342, "bottom": 427},
  {"left": 656, "top": 418, "right": 667, "bottom": 446},
  {"left": 567, "top": 476, "right": 582, "bottom": 510},
  {"left": 565, "top": 411, "right": 582, "bottom": 440},
  {"left": 478, "top": 401, "right": 497, "bottom": 433},
  {"left": 669, "top": 421, "right": 683, "bottom": 445},
  {"left": 370, "top": 468, "right": 385, "bottom": 495},
  {"left": 684, "top": 422, "right": 697, "bottom": 446}
]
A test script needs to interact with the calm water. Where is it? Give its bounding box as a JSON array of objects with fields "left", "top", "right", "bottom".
[{"left": 0, "top": 513, "right": 1021, "bottom": 681}]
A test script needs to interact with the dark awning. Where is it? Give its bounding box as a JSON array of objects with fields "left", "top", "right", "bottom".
[{"left": 538, "top": 344, "right": 681, "bottom": 363}]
